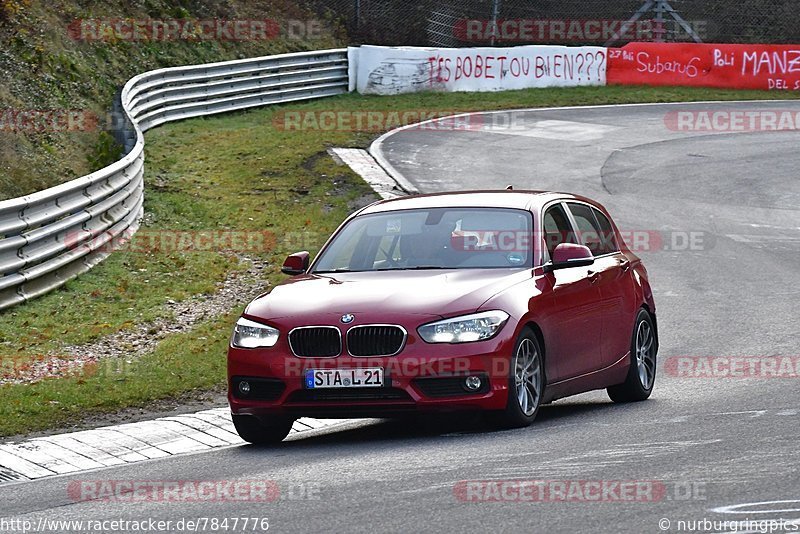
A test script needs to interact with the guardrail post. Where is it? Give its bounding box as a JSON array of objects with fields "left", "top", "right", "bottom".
[{"left": 490, "top": 0, "right": 502, "bottom": 47}]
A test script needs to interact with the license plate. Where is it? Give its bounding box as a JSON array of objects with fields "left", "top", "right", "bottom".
[{"left": 305, "top": 368, "right": 384, "bottom": 389}]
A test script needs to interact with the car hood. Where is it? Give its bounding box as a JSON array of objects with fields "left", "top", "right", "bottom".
[{"left": 244, "top": 269, "right": 531, "bottom": 321}]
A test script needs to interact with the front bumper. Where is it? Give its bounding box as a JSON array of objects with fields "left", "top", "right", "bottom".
[{"left": 227, "top": 332, "right": 515, "bottom": 419}]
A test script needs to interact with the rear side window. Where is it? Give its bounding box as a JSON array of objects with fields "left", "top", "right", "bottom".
[
  {"left": 592, "top": 208, "right": 619, "bottom": 254},
  {"left": 567, "top": 203, "right": 618, "bottom": 257},
  {"left": 542, "top": 204, "right": 576, "bottom": 258}
]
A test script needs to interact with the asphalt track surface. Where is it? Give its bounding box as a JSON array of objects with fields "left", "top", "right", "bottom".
[{"left": 2, "top": 101, "right": 800, "bottom": 534}]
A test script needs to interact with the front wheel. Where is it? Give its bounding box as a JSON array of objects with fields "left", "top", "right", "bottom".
[
  {"left": 495, "top": 328, "right": 545, "bottom": 428},
  {"left": 608, "top": 309, "right": 657, "bottom": 403},
  {"left": 232, "top": 414, "right": 294, "bottom": 444}
]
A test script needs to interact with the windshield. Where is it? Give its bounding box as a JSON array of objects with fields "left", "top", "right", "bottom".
[{"left": 312, "top": 207, "right": 533, "bottom": 273}]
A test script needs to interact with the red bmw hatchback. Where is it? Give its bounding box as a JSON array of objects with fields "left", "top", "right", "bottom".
[{"left": 228, "top": 191, "right": 658, "bottom": 443}]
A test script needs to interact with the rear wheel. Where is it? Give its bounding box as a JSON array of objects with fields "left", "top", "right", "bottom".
[
  {"left": 608, "top": 309, "right": 657, "bottom": 403},
  {"left": 232, "top": 414, "right": 294, "bottom": 444},
  {"left": 496, "top": 328, "right": 545, "bottom": 428}
]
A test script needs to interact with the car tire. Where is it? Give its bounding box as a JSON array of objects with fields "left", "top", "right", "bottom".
[
  {"left": 496, "top": 327, "right": 545, "bottom": 428},
  {"left": 232, "top": 414, "right": 294, "bottom": 444},
  {"left": 608, "top": 308, "right": 657, "bottom": 403}
]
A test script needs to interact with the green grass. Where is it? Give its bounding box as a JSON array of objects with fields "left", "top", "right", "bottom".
[
  {"left": 0, "top": 311, "right": 238, "bottom": 437},
  {"left": 1, "top": 85, "right": 799, "bottom": 436}
]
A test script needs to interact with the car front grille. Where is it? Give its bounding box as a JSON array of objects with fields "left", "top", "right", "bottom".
[
  {"left": 347, "top": 325, "right": 406, "bottom": 356},
  {"left": 289, "top": 327, "right": 342, "bottom": 357}
]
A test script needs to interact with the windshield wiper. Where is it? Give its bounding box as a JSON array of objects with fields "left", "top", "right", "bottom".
[
  {"left": 315, "top": 266, "right": 452, "bottom": 274},
  {"left": 375, "top": 266, "right": 451, "bottom": 271}
]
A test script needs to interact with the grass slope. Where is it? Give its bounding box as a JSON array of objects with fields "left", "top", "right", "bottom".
[{"left": 0, "top": 0, "right": 344, "bottom": 199}]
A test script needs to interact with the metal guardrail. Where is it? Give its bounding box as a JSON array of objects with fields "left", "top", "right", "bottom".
[{"left": 0, "top": 49, "right": 349, "bottom": 311}]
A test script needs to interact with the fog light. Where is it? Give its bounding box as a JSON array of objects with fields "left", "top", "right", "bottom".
[
  {"left": 464, "top": 375, "right": 482, "bottom": 392},
  {"left": 238, "top": 381, "right": 251, "bottom": 395}
]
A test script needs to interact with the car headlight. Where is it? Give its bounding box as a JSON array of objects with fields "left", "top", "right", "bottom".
[
  {"left": 231, "top": 317, "right": 279, "bottom": 348},
  {"left": 418, "top": 310, "right": 510, "bottom": 344}
]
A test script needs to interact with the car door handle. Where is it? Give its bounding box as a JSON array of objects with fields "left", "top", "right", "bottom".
[
  {"left": 618, "top": 259, "right": 631, "bottom": 272},
  {"left": 588, "top": 270, "right": 600, "bottom": 284}
]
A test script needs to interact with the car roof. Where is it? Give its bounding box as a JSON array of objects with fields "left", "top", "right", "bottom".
[{"left": 359, "top": 190, "right": 599, "bottom": 215}]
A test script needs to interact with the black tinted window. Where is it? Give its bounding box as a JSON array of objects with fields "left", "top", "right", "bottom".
[
  {"left": 567, "top": 203, "right": 616, "bottom": 257},
  {"left": 542, "top": 204, "right": 576, "bottom": 258},
  {"left": 592, "top": 208, "right": 619, "bottom": 254}
]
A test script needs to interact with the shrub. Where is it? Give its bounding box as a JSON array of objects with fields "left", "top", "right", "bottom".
[{"left": 0, "top": 0, "right": 30, "bottom": 22}]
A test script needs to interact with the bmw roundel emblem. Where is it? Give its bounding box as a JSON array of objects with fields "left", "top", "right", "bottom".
[{"left": 341, "top": 313, "right": 355, "bottom": 324}]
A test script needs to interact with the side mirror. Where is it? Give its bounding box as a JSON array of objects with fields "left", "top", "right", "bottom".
[
  {"left": 281, "top": 251, "right": 310, "bottom": 275},
  {"left": 543, "top": 243, "right": 594, "bottom": 273}
]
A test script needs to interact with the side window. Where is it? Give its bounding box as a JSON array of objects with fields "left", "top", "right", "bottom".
[
  {"left": 542, "top": 204, "right": 576, "bottom": 258},
  {"left": 567, "top": 203, "right": 607, "bottom": 257},
  {"left": 592, "top": 208, "right": 619, "bottom": 254}
]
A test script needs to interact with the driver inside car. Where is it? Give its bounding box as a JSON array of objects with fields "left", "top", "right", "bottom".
[{"left": 398, "top": 223, "right": 456, "bottom": 267}]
